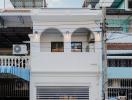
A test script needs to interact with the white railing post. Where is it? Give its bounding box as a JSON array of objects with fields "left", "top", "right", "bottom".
[
  {"left": 21, "top": 58, "right": 24, "bottom": 68},
  {"left": 11, "top": 58, "right": 13, "bottom": 66},
  {"left": 15, "top": 57, "right": 17, "bottom": 67},
  {"left": 0, "top": 56, "right": 30, "bottom": 69}
]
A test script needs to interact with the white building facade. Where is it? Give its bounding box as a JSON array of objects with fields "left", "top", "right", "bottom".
[{"left": 29, "top": 9, "right": 102, "bottom": 100}]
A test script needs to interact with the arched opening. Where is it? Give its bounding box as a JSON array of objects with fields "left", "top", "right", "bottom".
[
  {"left": 71, "top": 28, "right": 95, "bottom": 52},
  {"left": 40, "top": 28, "right": 64, "bottom": 52}
]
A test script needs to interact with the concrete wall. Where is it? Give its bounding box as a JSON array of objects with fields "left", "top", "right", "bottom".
[
  {"left": 40, "top": 33, "right": 64, "bottom": 52},
  {"left": 29, "top": 9, "right": 102, "bottom": 100},
  {"left": 40, "top": 32, "right": 95, "bottom": 52},
  {"left": 31, "top": 52, "right": 99, "bottom": 72},
  {"left": 30, "top": 72, "right": 100, "bottom": 100}
]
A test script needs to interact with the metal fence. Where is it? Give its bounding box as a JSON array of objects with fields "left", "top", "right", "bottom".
[
  {"left": 0, "top": 56, "right": 30, "bottom": 68},
  {"left": 0, "top": 74, "right": 29, "bottom": 99},
  {"left": 108, "top": 79, "right": 132, "bottom": 100}
]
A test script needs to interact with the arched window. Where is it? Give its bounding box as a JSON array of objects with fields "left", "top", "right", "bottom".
[
  {"left": 71, "top": 28, "right": 95, "bottom": 52},
  {"left": 40, "top": 28, "right": 64, "bottom": 52}
]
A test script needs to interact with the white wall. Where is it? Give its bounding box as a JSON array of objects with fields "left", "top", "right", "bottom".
[
  {"left": 40, "top": 33, "right": 64, "bottom": 52},
  {"left": 31, "top": 52, "right": 99, "bottom": 72},
  {"left": 30, "top": 72, "right": 100, "bottom": 100},
  {"left": 40, "top": 32, "right": 95, "bottom": 52},
  {"left": 30, "top": 9, "right": 102, "bottom": 100},
  {"left": 71, "top": 33, "right": 94, "bottom": 52}
]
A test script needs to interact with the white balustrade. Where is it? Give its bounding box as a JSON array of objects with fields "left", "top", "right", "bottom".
[{"left": 0, "top": 56, "right": 30, "bottom": 69}]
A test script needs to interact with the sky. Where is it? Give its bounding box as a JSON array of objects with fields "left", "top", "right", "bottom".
[
  {"left": 0, "top": 0, "right": 14, "bottom": 9},
  {"left": 47, "top": 0, "right": 84, "bottom": 8},
  {"left": 0, "top": 0, "right": 113, "bottom": 9}
]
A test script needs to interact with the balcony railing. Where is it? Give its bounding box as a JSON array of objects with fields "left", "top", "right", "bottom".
[
  {"left": 31, "top": 52, "right": 99, "bottom": 72},
  {"left": 0, "top": 56, "right": 30, "bottom": 69},
  {"left": 0, "top": 56, "right": 30, "bottom": 81}
]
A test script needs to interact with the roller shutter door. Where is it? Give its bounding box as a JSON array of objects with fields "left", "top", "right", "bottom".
[{"left": 36, "top": 86, "right": 89, "bottom": 100}]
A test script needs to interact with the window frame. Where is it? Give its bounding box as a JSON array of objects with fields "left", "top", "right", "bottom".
[
  {"left": 71, "top": 41, "right": 82, "bottom": 52},
  {"left": 51, "top": 42, "right": 64, "bottom": 52},
  {"left": 128, "top": 0, "right": 132, "bottom": 9}
]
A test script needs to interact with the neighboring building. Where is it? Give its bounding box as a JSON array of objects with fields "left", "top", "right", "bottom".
[
  {"left": 110, "top": 0, "right": 132, "bottom": 10},
  {"left": 107, "top": 33, "right": 132, "bottom": 100},
  {"left": 0, "top": 11, "right": 32, "bottom": 100},
  {"left": 106, "top": 0, "right": 132, "bottom": 100}
]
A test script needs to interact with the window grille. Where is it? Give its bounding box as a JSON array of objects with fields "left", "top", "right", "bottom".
[
  {"left": 108, "top": 79, "right": 132, "bottom": 100},
  {"left": 0, "top": 76, "right": 29, "bottom": 98},
  {"left": 108, "top": 59, "right": 132, "bottom": 67}
]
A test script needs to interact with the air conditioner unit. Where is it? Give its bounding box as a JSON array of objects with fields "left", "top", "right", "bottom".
[
  {"left": 13, "top": 44, "right": 28, "bottom": 55},
  {"left": 118, "top": 96, "right": 127, "bottom": 100}
]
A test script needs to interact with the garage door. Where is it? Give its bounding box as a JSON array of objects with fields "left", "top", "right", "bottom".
[{"left": 36, "top": 86, "right": 89, "bottom": 100}]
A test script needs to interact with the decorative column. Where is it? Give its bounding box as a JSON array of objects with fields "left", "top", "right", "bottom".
[
  {"left": 94, "top": 32, "right": 101, "bottom": 53},
  {"left": 64, "top": 31, "right": 71, "bottom": 52},
  {"left": 28, "top": 32, "right": 41, "bottom": 54},
  {"left": 94, "top": 31, "right": 103, "bottom": 100}
]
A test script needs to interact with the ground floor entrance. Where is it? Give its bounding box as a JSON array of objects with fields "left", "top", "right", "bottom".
[{"left": 30, "top": 72, "right": 100, "bottom": 100}]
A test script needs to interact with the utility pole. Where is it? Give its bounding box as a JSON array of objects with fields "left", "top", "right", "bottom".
[
  {"left": 4, "top": 0, "right": 5, "bottom": 9},
  {"left": 101, "top": 7, "right": 108, "bottom": 100}
]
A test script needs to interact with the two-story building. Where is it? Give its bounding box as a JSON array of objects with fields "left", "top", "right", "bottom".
[
  {"left": 107, "top": 34, "right": 132, "bottom": 100},
  {"left": 29, "top": 9, "right": 102, "bottom": 100},
  {"left": 102, "top": 0, "right": 132, "bottom": 99}
]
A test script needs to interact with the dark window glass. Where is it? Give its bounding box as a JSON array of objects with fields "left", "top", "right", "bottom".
[
  {"left": 51, "top": 42, "right": 64, "bottom": 52},
  {"left": 71, "top": 42, "right": 82, "bottom": 52},
  {"left": 107, "top": 59, "right": 132, "bottom": 67},
  {"left": 128, "top": 0, "right": 132, "bottom": 8},
  {"left": 108, "top": 79, "right": 113, "bottom": 87}
]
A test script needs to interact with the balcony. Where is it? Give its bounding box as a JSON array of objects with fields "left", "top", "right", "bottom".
[
  {"left": 108, "top": 67, "right": 132, "bottom": 79},
  {"left": 0, "top": 56, "right": 30, "bottom": 81},
  {"left": 31, "top": 52, "right": 99, "bottom": 72},
  {"left": 30, "top": 28, "right": 100, "bottom": 73}
]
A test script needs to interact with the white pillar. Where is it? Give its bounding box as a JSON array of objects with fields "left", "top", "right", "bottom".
[
  {"left": 94, "top": 32, "right": 103, "bottom": 100},
  {"left": 95, "top": 32, "right": 101, "bottom": 53},
  {"left": 29, "top": 33, "right": 40, "bottom": 100},
  {"left": 29, "top": 33, "right": 41, "bottom": 53},
  {"left": 64, "top": 31, "right": 71, "bottom": 52}
]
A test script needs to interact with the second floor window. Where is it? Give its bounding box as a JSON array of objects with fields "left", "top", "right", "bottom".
[
  {"left": 51, "top": 42, "right": 64, "bottom": 52},
  {"left": 128, "top": 0, "right": 132, "bottom": 9},
  {"left": 71, "top": 42, "right": 82, "bottom": 52}
]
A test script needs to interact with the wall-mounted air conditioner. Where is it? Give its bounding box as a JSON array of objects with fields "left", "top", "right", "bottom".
[{"left": 13, "top": 44, "right": 28, "bottom": 55}]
